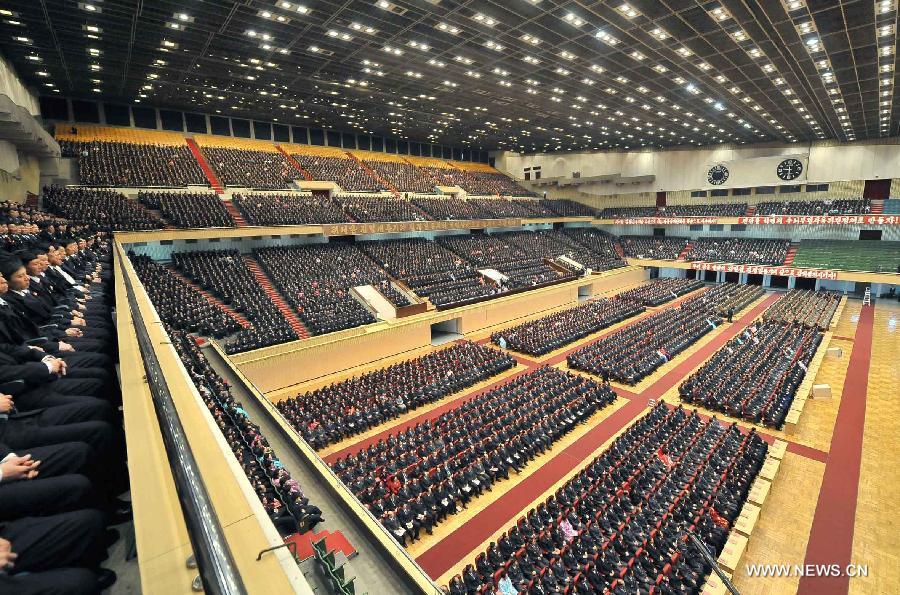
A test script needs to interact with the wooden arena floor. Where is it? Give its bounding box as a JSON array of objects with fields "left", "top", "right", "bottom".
[{"left": 260, "top": 288, "right": 900, "bottom": 594}]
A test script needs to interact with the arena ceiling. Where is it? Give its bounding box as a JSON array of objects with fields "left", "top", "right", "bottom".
[{"left": 0, "top": 0, "right": 896, "bottom": 153}]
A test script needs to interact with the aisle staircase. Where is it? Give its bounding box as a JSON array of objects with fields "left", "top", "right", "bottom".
[
  {"left": 242, "top": 256, "right": 310, "bottom": 339},
  {"left": 185, "top": 138, "right": 224, "bottom": 194},
  {"left": 871, "top": 199, "right": 884, "bottom": 214},
  {"left": 677, "top": 241, "right": 694, "bottom": 260},
  {"left": 614, "top": 243, "right": 625, "bottom": 259},
  {"left": 783, "top": 243, "right": 799, "bottom": 267},
  {"left": 168, "top": 268, "right": 252, "bottom": 328},
  {"left": 223, "top": 200, "right": 247, "bottom": 227},
  {"left": 345, "top": 151, "right": 400, "bottom": 195},
  {"left": 275, "top": 145, "right": 313, "bottom": 181}
]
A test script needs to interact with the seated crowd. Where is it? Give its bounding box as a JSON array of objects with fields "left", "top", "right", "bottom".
[
  {"left": 233, "top": 193, "right": 350, "bottom": 225},
  {"left": 761, "top": 289, "right": 839, "bottom": 329},
  {"left": 491, "top": 298, "right": 645, "bottom": 357},
  {"left": 129, "top": 255, "right": 244, "bottom": 338},
  {"left": 755, "top": 199, "right": 871, "bottom": 216},
  {"left": 336, "top": 195, "right": 427, "bottom": 223},
  {"left": 501, "top": 230, "right": 624, "bottom": 273},
  {"left": 61, "top": 139, "right": 207, "bottom": 187},
  {"left": 450, "top": 404, "right": 767, "bottom": 594},
  {"left": 363, "top": 160, "right": 436, "bottom": 193},
  {"left": 684, "top": 237, "right": 790, "bottom": 266},
  {"left": 614, "top": 278, "right": 704, "bottom": 306},
  {"left": 202, "top": 147, "right": 297, "bottom": 189},
  {"left": 541, "top": 200, "right": 597, "bottom": 217},
  {"left": 661, "top": 203, "right": 747, "bottom": 217},
  {"left": 277, "top": 341, "right": 515, "bottom": 449},
  {"left": 620, "top": 235, "right": 690, "bottom": 260},
  {"left": 171, "top": 250, "right": 298, "bottom": 353},
  {"left": 254, "top": 243, "right": 407, "bottom": 336},
  {"left": 412, "top": 197, "right": 489, "bottom": 221},
  {"left": 0, "top": 224, "right": 134, "bottom": 593},
  {"left": 560, "top": 228, "right": 628, "bottom": 270},
  {"left": 360, "top": 238, "right": 498, "bottom": 308},
  {"left": 290, "top": 154, "right": 386, "bottom": 191},
  {"left": 418, "top": 167, "right": 535, "bottom": 197},
  {"left": 43, "top": 186, "right": 163, "bottom": 232},
  {"left": 170, "top": 329, "right": 324, "bottom": 533},
  {"left": 680, "top": 320, "right": 821, "bottom": 428},
  {"left": 598, "top": 206, "right": 660, "bottom": 219},
  {"left": 138, "top": 191, "right": 236, "bottom": 228},
  {"left": 334, "top": 367, "right": 616, "bottom": 545},
  {"left": 466, "top": 198, "right": 538, "bottom": 219},
  {"left": 438, "top": 233, "right": 576, "bottom": 290},
  {"left": 567, "top": 284, "right": 760, "bottom": 385}
]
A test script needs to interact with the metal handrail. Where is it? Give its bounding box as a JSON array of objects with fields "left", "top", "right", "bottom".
[{"left": 120, "top": 250, "right": 247, "bottom": 595}]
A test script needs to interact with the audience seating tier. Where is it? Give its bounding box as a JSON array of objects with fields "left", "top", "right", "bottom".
[
  {"left": 684, "top": 238, "right": 790, "bottom": 267},
  {"left": 277, "top": 341, "right": 516, "bottom": 450},
  {"left": 138, "top": 191, "right": 236, "bottom": 229},
  {"left": 43, "top": 186, "right": 164, "bottom": 232},
  {"left": 680, "top": 320, "right": 822, "bottom": 428},
  {"left": 449, "top": 403, "right": 768, "bottom": 595},
  {"left": 60, "top": 140, "right": 208, "bottom": 187},
  {"left": 332, "top": 366, "right": 617, "bottom": 546},
  {"left": 171, "top": 249, "right": 299, "bottom": 353}
]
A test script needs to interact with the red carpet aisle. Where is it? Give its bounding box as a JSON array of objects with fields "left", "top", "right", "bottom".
[
  {"left": 798, "top": 305, "right": 874, "bottom": 595},
  {"left": 415, "top": 293, "right": 779, "bottom": 579}
]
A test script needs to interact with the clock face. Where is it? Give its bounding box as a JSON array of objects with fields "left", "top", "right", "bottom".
[
  {"left": 777, "top": 158, "right": 803, "bottom": 181},
  {"left": 707, "top": 164, "right": 729, "bottom": 185}
]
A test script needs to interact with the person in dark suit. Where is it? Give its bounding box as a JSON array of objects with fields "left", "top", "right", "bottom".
[{"left": 0, "top": 509, "right": 117, "bottom": 593}]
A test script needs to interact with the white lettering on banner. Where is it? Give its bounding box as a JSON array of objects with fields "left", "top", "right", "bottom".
[
  {"left": 688, "top": 262, "right": 838, "bottom": 280},
  {"left": 611, "top": 217, "right": 719, "bottom": 225}
]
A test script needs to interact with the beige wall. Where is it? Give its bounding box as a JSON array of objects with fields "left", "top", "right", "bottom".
[
  {"left": 494, "top": 139, "right": 900, "bottom": 197},
  {"left": 0, "top": 153, "right": 40, "bottom": 201},
  {"left": 235, "top": 267, "right": 647, "bottom": 395}
]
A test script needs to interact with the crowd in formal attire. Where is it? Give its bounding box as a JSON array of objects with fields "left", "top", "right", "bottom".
[
  {"left": 684, "top": 237, "right": 790, "bottom": 266},
  {"left": 567, "top": 284, "right": 761, "bottom": 385},
  {"left": 680, "top": 320, "right": 821, "bottom": 428},
  {"left": 138, "top": 191, "right": 235, "bottom": 229},
  {"left": 42, "top": 187, "right": 163, "bottom": 232},
  {"left": 450, "top": 404, "right": 767, "bottom": 594},
  {"left": 170, "top": 329, "right": 324, "bottom": 533},
  {"left": 559, "top": 228, "right": 628, "bottom": 271},
  {"left": 277, "top": 341, "right": 516, "bottom": 449},
  {"left": 363, "top": 161, "right": 436, "bottom": 193},
  {"left": 598, "top": 206, "right": 660, "bottom": 219},
  {"left": 61, "top": 140, "right": 207, "bottom": 187},
  {"left": 438, "top": 233, "right": 576, "bottom": 290},
  {"left": 615, "top": 278, "right": 704, "bottom": 306},
  {"left": 492, "top": 298, "right": 645, "bottom": 356},
  {"left": 0, "top": 222, "right": 132, "bottom": 593},
  {"left": 465, "top": 199, "right": 537, "bottom": 219},
  {"left": 336, "top": 195, "right": 427, "bottom": 223},
  {"left": 254, "top": 243, "right": 407, "bottom": 336},
  {"left": 755, "top": 199, "right": 870, "bottom": 216},
  {"left": 412, "top": 197, "right": 488, "bottom": 221},
  {"left": 661, "top": 203, "right": 748, "bottom": 217},
  {"left": 201, "top": 147, "right": 297, "bottom": 190},
  {"left": 290, "top": 154, "right": 386, "bottom": 192},
  {"left": 761, "top": 289, "right": 839, "bottom": 329},
  {"left": 233, "top": 193, "right": 349, "bottom": 225},
  {"left": 502, "top": 230, "right": 624, "bottom": 273},
  {"left": 620, "top": 235, "right": 691, "bottom": 260},
  {"left": 335, "top": 366, "right": 616, "bottom": 545},
  {"left": 360, "top": 238, "right": 497, "bottom": 308},
  {"left": 171, "top": 250, "right": 298, "bottom": 353},
  {"left": 130, "top": 255, "right": 244, "bottom": 338},
  {"left": 541, "top": 200, "right": 597, "bottom": 217}
]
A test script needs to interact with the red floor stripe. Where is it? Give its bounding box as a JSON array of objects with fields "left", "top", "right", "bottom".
[
  {"left": 798, "top": 305, "right": 874, "bottom": 595},
  {"left": 415, "top": 293, "right": 780, "bottom": 580}
]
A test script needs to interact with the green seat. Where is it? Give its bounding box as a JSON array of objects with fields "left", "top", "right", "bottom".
[
  {"left": 311, "top": 537, "right": 328, "bottom": 559},
  {"left": 328, "top": 564, "right": 345, "bottom": 583}
]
